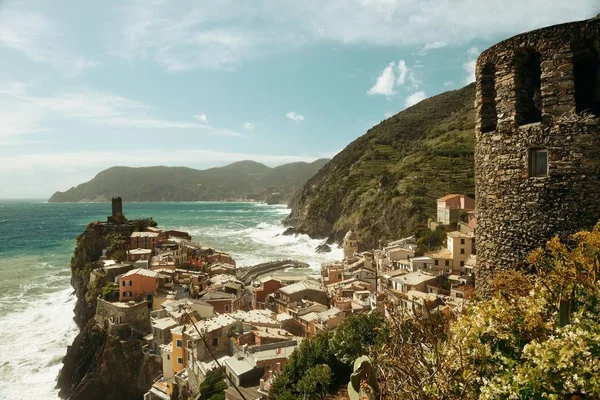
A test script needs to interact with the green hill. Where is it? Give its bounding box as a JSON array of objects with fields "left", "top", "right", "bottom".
[
  {"left": 48, "top": 159, "right": 329, "bottom": 204},
  {"left": 284, "top": 84, "right": 476, "bottom": 249}
]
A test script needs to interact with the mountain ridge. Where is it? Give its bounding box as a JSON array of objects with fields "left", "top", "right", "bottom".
[
  {"left": 49, "top": 159, "right": 329, "bottom": 204},
  {"left": 284, "top": 84, "right": 476, "bottom": 249}
]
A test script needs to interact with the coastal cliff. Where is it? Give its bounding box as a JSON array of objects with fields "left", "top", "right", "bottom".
[
  {"left": 284, "top": 84, "right": 476, "bottom": 249},
  {"left": 57, "top": 220, "right": 161, "bottom": 400}
]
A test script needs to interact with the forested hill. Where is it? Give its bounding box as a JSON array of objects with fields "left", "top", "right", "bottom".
[
  {"left": 48, "top": 159, "right": 329, "bottom": 204},
  {"left": 284, "top": 84, "right": 476, "bottom": 249}
]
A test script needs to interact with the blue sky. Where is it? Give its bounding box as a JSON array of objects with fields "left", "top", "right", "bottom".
[{"left": 0, "top": 0, "right": 598, "bottom": 198}]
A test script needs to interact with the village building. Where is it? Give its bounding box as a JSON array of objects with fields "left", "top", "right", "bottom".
[
  {"left": 127, "top": 248, "right": 152, "bottom": 263},
  {"left": 390, "top": 270, "right": 438, "bottom": 293},
  {"left": 118, "top": 268, "right": 160, "bottom": 304},
  {"left": 250, "top": 277, "right": 284, "bottom": 310},
  {"left": 223, "top": 337, "right": 299, "bottom": 389},
  {"left": 320, "top": 261, "right": 344, "bottom": 286},
  {"left": 271, "top": 280, "right": 328, "bottom": 314},
  {"left": 130, "top": 231, "right": 160, "bottom": 250},
  {"left": 375, "top": 237, "right": 416, "bottom": 271},
  {"left": 436, "top": 194, "right": 475, "bottom": 225},
  {"left": 201, "top": 291, "right": 246, "bottom": 314},
  {"left": 149, "top": 317, "right": 179, "bottom": 352},
  {"left": 230, "top": 309, "right": 281, "bottom": 330}
]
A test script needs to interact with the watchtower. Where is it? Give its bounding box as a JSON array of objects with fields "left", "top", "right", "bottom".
[
  {"left": 474, "top": 16, "right": 600, "bottom": 294},
  {"left": 112, "top": 197, "right": 123, "bottom": 219}
]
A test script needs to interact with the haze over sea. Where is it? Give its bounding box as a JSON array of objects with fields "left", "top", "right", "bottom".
[{"left": 0, "top": 200, "right": 341, "bottom": 399}]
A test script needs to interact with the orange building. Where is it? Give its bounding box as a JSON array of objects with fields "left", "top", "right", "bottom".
[{"left": 118, "top": 268, "right": 159, "bottom": 303}]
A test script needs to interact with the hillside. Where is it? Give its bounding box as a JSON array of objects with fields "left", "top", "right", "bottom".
[
  {"left": 49, "top": 159, "right": 329, "bottom": 204},
  {"left": 284, "top": 84, "right": 476, "bottom": 249}
]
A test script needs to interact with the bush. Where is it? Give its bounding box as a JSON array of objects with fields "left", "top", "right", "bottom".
[{"left": 375, "top": 222, "right": 600, "bottom": 399}]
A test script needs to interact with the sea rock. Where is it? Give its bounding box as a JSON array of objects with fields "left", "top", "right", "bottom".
[
  {"left": 282, "top": 227, "right": 297, "bottom": 236},
  {"left": 315, "top": 243, "right": 332, "bottom": 253}
]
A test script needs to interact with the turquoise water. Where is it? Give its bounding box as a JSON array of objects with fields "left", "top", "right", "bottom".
[{"left": 0, "top": 200, "right": 341, "bottom": 399}]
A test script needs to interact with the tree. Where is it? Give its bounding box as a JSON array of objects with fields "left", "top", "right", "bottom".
[
  {"left": 297, "top": 364, "right": 332, "bottom": 400},
  {"left": 199, "top": 368, "right": 227, "bottom": 400},
  {"left": 329, "top": 312, "right": 386, "bottom": 365},
  {"left": 269, "top": 331, "right": 350, "bottom": 399}
]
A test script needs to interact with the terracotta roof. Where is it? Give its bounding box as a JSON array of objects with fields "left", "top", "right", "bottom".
[{"left": 437, "top": 194, "right": 462, "bottom": 202}]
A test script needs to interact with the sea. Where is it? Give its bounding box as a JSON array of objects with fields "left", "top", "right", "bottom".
[{"left": 0, "top": 200, "right": 342, "bottom": 399}]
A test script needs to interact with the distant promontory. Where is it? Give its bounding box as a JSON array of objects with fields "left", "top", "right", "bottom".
[{"left": 48, "top": 160, "right": 329, "bottom": 204}]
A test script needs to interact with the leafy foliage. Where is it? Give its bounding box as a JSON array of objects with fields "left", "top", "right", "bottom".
[
  {"left": 199, "top": 368, "right": 227, "bottom": 400},
  {"left": 270, "top": 313, "right": 386, "bottom": 399},
  {"left": 375, "top": 222, "right": 600, "bottom": 399},
  {"left": 297, "top": 364, "right": 332, "bottom": 400},
  {"left": 285, "top": 84, "right": 476, "bottom": 248},
  {"left": 414, "top": 224, "right": 447, "bottom": 256},
  {"left": 269, "top": 330, "right": 349, "bottom": 399},
  {"left": 329, "top": 312, "right": 386, "bottom": 365}
]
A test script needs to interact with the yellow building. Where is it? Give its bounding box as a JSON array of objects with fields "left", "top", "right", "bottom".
[{"left": 170, "top": 325, "right": 187, "bottom": 374}]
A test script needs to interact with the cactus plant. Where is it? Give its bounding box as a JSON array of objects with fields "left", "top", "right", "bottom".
[{"left": 348, "top": 356, "right": 379, "bottom": 400}]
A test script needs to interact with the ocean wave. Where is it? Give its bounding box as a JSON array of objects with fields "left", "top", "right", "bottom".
[{"left": 0, "top": 288, "right": 77, "bottom": 400}]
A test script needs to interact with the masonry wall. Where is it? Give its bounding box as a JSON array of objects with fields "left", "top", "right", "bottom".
[
  {"left": 95, "top": 298, "right": 151, "bottom": 334},
  {"left": 475, "top": 16, "right": 600, "bottom": 294}
]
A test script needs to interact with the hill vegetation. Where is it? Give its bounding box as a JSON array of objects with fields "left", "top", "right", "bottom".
[
  {"left": 48, "top": 159, "right": 329, "bottom": 204},
  {"left": 284, "top": 84, "right": 476, "bottom": 249}
]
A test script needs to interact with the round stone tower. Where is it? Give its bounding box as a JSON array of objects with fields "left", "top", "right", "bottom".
[{"left": 474, "top": 16, "right": 600, "bottom": 294}]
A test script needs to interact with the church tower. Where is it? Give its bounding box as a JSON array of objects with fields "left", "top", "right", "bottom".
[{"left": 343, "top": 229, "right": 358, "bottom": 262}]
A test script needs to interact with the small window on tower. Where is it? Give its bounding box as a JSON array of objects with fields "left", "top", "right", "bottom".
[{"left": 529, "top": 149, "right": 548, "bottom": 177}]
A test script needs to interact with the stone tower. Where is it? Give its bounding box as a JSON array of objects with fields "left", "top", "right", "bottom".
[
  {"left": 474, "top": 16, "right": 600, "bottom": 294},
  {"left": 343, "top": 229, "right": 358, "bottom": 262},
  {"left": 112, "top": 197, "right": 123, "bottom": 218}
]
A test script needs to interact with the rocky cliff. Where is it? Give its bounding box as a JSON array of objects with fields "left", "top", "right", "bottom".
[
  {"left": 57, "top": 219, "right": 161, "bottom": 400},
  {"left": 284, "top": 84, "right": 476, "bottom": 249}
]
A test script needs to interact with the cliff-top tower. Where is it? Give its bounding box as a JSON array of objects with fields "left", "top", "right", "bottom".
[
  {"left": 111, "top": 197, "right": 123, "bottom": 218},
  {"left": 475, "top": 15, "right": 600, "bottom": 294}
]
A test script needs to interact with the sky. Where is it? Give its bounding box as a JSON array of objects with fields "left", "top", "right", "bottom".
[{"left": 0, "top": 0, "right": 598, "bottom": 198}]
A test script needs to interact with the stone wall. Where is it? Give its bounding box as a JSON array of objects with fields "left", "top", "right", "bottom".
[
  {"left": 95, "top": 298, "right": 151, "bottom": 334},
  {"left": 474, "top": 16, "right": 600, "bottom": 294}
]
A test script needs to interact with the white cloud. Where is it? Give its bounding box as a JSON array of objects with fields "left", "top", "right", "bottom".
[
  {"left": 0, "top": 8, "right": 99, "bottom": 74},
  {"left": 463, "top": 47, "right": 480, "bottom": 84},
  {"left": 443, "top": 81, "right": 454, "bottom": 87},
  {"left": 367, "top": 62, "right": 397, "bottom": 96},
  {"left": 384, "top": 111, "right": 396, "bottom": 118},
  {"left": 396, "top": 60, "right": 409, "bottom": 86},
  {"left": 243, "top": 122, "right": 255, "bottom": 130},
  {"left": 467, "top": 46, "right": 480, "bottom": 56},
  {"left": 286, "top": 111, "right": 305, "bottom": 122},
  {"left": 405, "top": 91, "right": 427, "bottom": 108},
  {"left": 0, "top": 81, "right": 218, "bottom": 137},
  {"left": 421, "top": 41, "right": 447, "bottom": 52},
  {"left": 112, "top": 0, "right": 597, "bottom": 71},
  {"left": 368, "top": 60, "right": 419, "bottom": 96},
  {"left": 193, "top": 113, "right": 208, "bottom": 123}
]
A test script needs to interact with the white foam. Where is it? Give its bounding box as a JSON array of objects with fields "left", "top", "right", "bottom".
[{"left": 0, "top": 287, "right": 77, "bottom": 399}]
